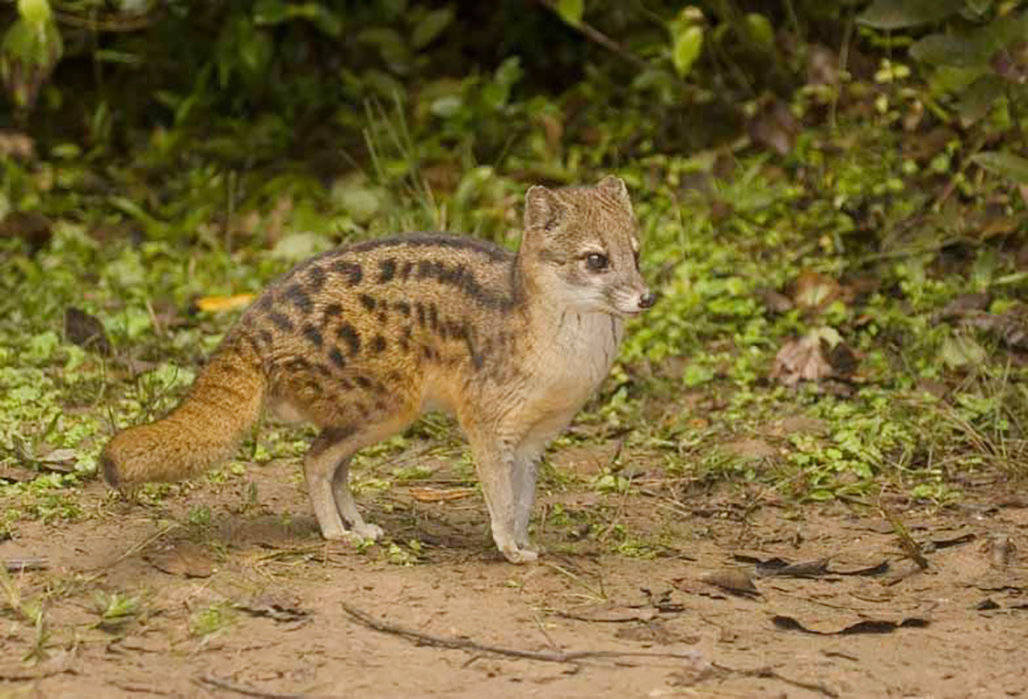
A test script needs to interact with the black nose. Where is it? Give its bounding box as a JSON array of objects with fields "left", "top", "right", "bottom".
[{"left": 638, "top": 291, "right": 657, "bottom": 309}]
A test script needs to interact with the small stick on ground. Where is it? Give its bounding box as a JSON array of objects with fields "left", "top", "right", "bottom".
[
  {"left": 107, "top": 523, "right": 182, "bottom": 568},
  {"left": 340, "top": 602, "right": 703, "bottom": 666},
  {"left": 712, "top": 662, "right": 840, "bottom": 698},
  {"left": 196, "top": 674, "right": 307, "bottom": 699},
  {"left": 4, "top": 557, "right": 49, "bottom": 572}
]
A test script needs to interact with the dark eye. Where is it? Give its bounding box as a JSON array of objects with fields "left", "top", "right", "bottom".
[{"left": 586, "top": 253, "right": 609, "bottom": 271}]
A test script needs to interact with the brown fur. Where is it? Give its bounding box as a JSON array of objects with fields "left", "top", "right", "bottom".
[{"left": 101, "top": 176, "right": 652, "bottom": 563}]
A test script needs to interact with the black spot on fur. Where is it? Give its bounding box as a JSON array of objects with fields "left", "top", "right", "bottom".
[
  {"left": 259, "top": 329, "right": 273, "bottom": 346},
  {"left": 371, "top": 335, "right": 387, "bottom": 353},
  {"left": 285, "top": 284, "right": 313, "bottom": 314},
  {"left": 464, "top": 326, "right": 484, "bottom": 370},
  {"left": 358, "top": 294, "right": 376, "bottom": 311},
  {"left": 302, "top": 324, "right": 323, "bottom": 348},
  {"left": 337, "top": 323, "right": 361, "bottom": 355},
  {"left": 331, "top": 260, "right": 363, "bottom": 286},
  {"left": 376, "top": 310, "right": 387, "bottom": 324},
  {"left": 415, "top": 302, "right": 426, "bottom": 327},
  {"left": 399, "top": 326, "right": 412, "bottom": 352},
  {"left": 400, "top": 261, "right": 414, "bottom": 280},
  {"left": 378, "top": 258, "right": 397, "bottom": 283},
  {"left": 407, "top": 258, "right": 513, "bottom": 311},
  {"left": 348, "top": 233, "right": 511, "bottom": 263},
  {"left": 257, "top": 295, "right": 273, "bottom": 311},
  {"left": 307, "top": 265, "right": 326, "bottom": 291},
  {"left": 428, "top": 303, "right": 439, "bottom": 332},
  {"left": 268, "top": 312, "right": 294, "bottom": 332},
  {"left": 355, "top": 375, "right": 373, "bottom": 389},
  {"left": 328, "top": 347, "right": 346, "bottom": 368},
  {"left": 322, "top": 303, "right": 342, "bottom": 327},
  {"left": 393, "top": 301, "right": 411, "bottom": 316}
]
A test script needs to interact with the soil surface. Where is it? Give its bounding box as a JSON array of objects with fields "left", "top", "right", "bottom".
[{"left": 2, "top": 442, "right": 1027, "bottom": 698}]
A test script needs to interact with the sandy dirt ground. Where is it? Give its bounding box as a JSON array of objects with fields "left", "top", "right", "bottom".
[{"left": 1, "top": 442, "right": 1026, "bottom": 698}]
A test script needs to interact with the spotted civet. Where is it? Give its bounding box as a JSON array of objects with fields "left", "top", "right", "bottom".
[{"left": 101, "top": 176, "right": 655, "bottom": 563}]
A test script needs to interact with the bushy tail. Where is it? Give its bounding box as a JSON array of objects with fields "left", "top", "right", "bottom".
[{"left": 101, "top": 336, "right": 265, "bottom": 487}]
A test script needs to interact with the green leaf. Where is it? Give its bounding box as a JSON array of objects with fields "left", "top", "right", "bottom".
[
  {"left": 253, "top": 0, "right": 289, "bottom": 25},
  {"left": 683, "top": 362, "right": 713, "bottom": 387},
  {"left": 481, "top": 56, "right": 522, "bottom": 110},
  {"left": 940, "top": 336, "right": 986, "bottom": 369},
  {"left": 971, "top": 151, "right": 1028, "bottom": 184},
  {"left": 672, "top": 25, "right": 703, "bottom": 78},
  {"left": 411, "top": 7, "right": 454, "bottom": 50},
  {"left": 956, "top": 74, "right": 1005, "bottom": 122},
  {"left": 254, "top": 1, "right": 342, "bottom": 37},
  {"left": 17, "top": 0, "right": 52, "bottom": 25},
  {"left": 744, "top": 13, "right": 775, "bottom": 51},
  {"left": 303, "top": 4, "right": 343, "bottom": 37},
  {"left": 910, "top": 33, "right": 991, "bottom": 69},
  {"left": 93, "top": 50, "right": 141, "bottom": 65},
  {"left": 429, "top": 94, "right": 462, "bottom": 118},
  {"left": 271, "top": 232, "right": 333, "bottom": 261},
  {"left": 857, "top": 0, "right": 964, "bottom": 30},
  {"left": 555, "top": 0, "right": 584, "bottom": 27}
]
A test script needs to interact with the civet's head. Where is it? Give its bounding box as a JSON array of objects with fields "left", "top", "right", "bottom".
[{"left": 521, "top": 175, "right": 655, "bottom": 317}]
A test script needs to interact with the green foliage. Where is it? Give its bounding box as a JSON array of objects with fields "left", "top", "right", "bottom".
[
  {"left": 92, "top": 591, "right": 141, "bottom": 633},
  {"left": 189, "top": 602, "right": 234, "bottom": 637},
  {"left": 859, "top": 0, "right": 1028, "bottom": 182},
  {"left": 1, "top": 0, "right": 63, "bottom": 111},
  {"left": 669, "top": 8, "right": 705, "bottom": 78}
]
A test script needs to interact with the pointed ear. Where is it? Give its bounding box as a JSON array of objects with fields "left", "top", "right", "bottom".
[
  {"left": 596, "top": 175, "right": 632, "bottom": 209},
  {"left": 524, "top": 185, "right": 564, "bottom": 231}
]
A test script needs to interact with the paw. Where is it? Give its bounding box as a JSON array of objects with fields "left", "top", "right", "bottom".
[
  {"left": 349, "top": 522, "right": 384, "bottom": 541},
  {"left": 501, "top": 546, "right": 539, "bottom": 564},
  {"left": 319, "top": 522, "right": 383, "bottom": 543}
]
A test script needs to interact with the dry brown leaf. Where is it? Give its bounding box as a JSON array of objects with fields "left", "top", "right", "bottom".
[
  {"left": 235, "top": 593, "right": 309, "bottom": 622},
  {"left": 770, "top": 328, "right": 858, "bottom": 386},
  {"left": 937, "top": 293, "right": 991, "bottom": 320},
  {"left": 770, "top": 334, "right": 833, "bottom": 385},
  {"left": 699, "top": 568, "right": 759, "bottom": 596},
  {"left": 964, "top": 307, "right": 1028, "bottom": 349},
  {"left": 792, "top": 271, "right": 841, "bottom": 311},
  {"left": 64, "top": 307, "right": 112, "bottom": 355},
  {"left": 0, "top": 211, "right": 51, "bottom": 252},
  {"left": 772, "top": 613, "right": 928, "bottom": 635},
  {"left": 0, "top": 130, "right": 34, "bottom": 160},
  {"left": 771, "top": 416, "right": 828, "bottom": 437},
  {"left": 980, "top": 534, "right": 1017, "bottom": 568},
  {"left": 145, "top": 542, "right": 213, "bottom": 578},
  {"left": 747, "top": 97, "right": 800, "bottom": 156},
  {"left": 756, "top": 287, "right": 794, "bottom": 314},
  {"left": 721, "top": 439, "right": 777, "bottom": 460}
]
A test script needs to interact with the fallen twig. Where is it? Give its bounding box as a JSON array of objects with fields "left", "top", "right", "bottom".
[
  {"left": 4, "top": 557, "right": 49, "bottom": 573},
  {"left": 340, "top": 602, "right": 702, "bottom": 666},
  {"left": 712, "top": 662, "right": 840, "bottom": 698},
  {"left": 107, "top": 523, "right": 182, "bottom": 568},
  {"left": 196, "top": 674, "right": 306, "bottom": 699}
]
